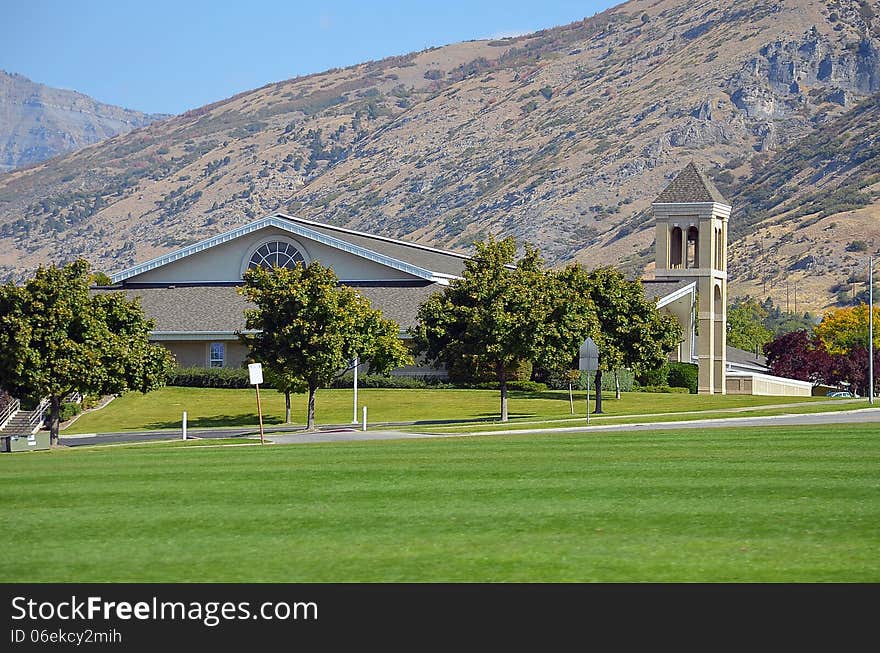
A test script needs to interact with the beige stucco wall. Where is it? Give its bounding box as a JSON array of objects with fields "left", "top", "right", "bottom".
[
  {"left": 726, "top": 373, "right": 812, "bottom": 396},
  {"left": 132, "top": 226, "right": 422, "bottom": 283},
  {"left": 161, "top": 340, "right": 250, "bottom": 369},
  {"left": 659, "top": 292, "right": 694, "bottom": 364}
]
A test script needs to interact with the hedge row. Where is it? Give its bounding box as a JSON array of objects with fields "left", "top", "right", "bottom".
[
  {"left": 633, "top": 385, "right": 690, "bottom": 394},
  {"left": 167, "top": 367, "right": 551, "bottom": 392},
  {"left": 636, "top": 362, "right": 699, "bottom": 394},
  {"left": 168, "top": 367, "right": 257, "bottom": 389}
]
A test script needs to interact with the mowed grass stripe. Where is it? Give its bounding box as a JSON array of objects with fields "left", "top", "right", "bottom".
[{"left": 2, "top": 425, "right": 878, "bottom": 582}]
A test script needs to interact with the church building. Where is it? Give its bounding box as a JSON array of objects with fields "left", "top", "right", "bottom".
[{"left": 99, "top": 164, "right": 812, "bottom": 396}]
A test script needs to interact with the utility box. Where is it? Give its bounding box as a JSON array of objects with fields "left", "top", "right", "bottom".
[{"left": 1, "top": 432, "right": 50, "bottom": 453}]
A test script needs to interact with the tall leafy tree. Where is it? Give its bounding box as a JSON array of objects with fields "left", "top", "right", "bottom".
[
  {"left": 814, "top": 304, "right": 880, "bottom": 355},
  {"left": 239, "top": 261, "right": 411, "bottom": 430},
  {"left": 727, "top": 298, "right": 773, "bottom": 353},
  {"left": 763, "top": 330, "right": 829, "bottom": 383},
  {"left": 413, "top": 237, "right": 597, "bottom": 422},
  {"left": 559, "top": 266, "right": 681, "bottom": 412},
  {"left": 0, "top": 259, "right": 174, "bottom": 444}
]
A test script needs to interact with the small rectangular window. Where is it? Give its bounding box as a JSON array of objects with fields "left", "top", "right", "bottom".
[{"left": 209, "top": 342, "right": 225, "bottom": 368}]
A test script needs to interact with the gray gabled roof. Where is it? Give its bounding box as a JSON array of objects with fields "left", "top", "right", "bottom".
[
  {"left": 95, "top": 282, "right": 444, "bottom": 333},
  {"left": 653, "top": 163, "right": 729, "bottom": 205},
  {"left": 275, "top": 214, "right": 469, "bottom": 277}
]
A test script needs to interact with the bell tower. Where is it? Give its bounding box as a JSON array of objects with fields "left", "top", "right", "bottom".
[{"left": 652, "top": 163, "right": 730, "bottom": 394}]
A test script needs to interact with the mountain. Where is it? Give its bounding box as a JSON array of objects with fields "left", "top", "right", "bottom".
[
  {"left": 0, "top": 71, "right": 167, "bottom": 172},
  {"left": 0, "top": 0, "right": 878, "bottom": 313}
]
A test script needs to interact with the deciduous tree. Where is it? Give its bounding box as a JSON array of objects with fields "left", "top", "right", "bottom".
[
  {"left": 560, "top": 266, "right": 681, "bottom": 412},
  {"left": 239, "top": 262, "right": 411, "bottom": 430},
  {"left": 0, "top": 260, "right": 174, "bottom": 444},
  {"left": 727, "top": 298, "right": 773, "bottom": 353},
  {"left": 814, "top": 304, "right": 880, "bottom": 355},
  {"left": 413, "top": 238, "right": 597, "bottom": 422}
]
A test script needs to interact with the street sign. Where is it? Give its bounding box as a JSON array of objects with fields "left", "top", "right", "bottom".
[
  {"left": 248, "top": 363, "right": 265, "bottom": 444},
  {"left": 248, "top": 363, "right": 264, "bottom": 386},
  {"left": 578, "top": 337, "right": 599, "bottom": 372}
]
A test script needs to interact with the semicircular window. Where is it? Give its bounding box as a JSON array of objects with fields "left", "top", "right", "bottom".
[{"left": 247, "top": 241, "right": 306, "bottom": 271}]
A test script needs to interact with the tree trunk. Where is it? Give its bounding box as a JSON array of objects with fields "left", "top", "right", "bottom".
[
  {"left": 307, "top": 384, "right": 317, "bottom": 430},
  {"left": 498, "top": 362, "right": 508, "bottom": 422},
  {"left": 284, "top": 390, "right": 291, "bottom": 424},
  {"left": 594, "top": 369, "right": 604, "bottom": 413},
  {"left": 614, "top": 371, "right": 621, "bottom": 400},
  {"left": 49, "top": 395, "right": 61, "bottom": 446}
]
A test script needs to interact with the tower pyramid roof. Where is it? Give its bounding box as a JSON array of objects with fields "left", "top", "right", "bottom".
[{"left": 653, "top": 162, "right": 729, "bottom": 205}]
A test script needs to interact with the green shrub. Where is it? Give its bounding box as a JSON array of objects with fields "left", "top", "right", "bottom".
[
  {"left": 846, "top": 240, "right": 868, "bottom": 252},
  {"left": 634, "top": 385, "right": 689, "bottom": 394},
  {"left": 667, "top": 362, "right": 699, "bottom": 394},
  {"left": 447, "top": 358, "right": 532, "bottom": 384},
  {"left": 600, "top": 369, "right": 634, "bottom": 392},
  {"left": 637, "top": 364, "right": 669, "bottom": 387},
  {"left": 507, "top": 380, "right": 548, "bottom": 392},
  {"left": 330, "top": 374, "right": 448, "bottom": 389},
  {"left": 168, "top": 367, "right": 256, "bottom": 389},
  {"left": 59, "top": 402, "right": 81, "bottom": 422}
]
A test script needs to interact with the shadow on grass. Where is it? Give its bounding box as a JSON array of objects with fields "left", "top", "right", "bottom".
[{"left": 144, "top": 414, "right": 284, "bottom": 430}]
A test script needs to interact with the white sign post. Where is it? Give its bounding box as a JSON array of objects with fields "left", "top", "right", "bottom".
[
  {"left": 182, "top": 411, "right": 187, "bottom": 441},
  {"left": 578, "top": 337, "right": 600, "bottom": 425},
  {"left": 352, "top": 356, "right": 359, "bottom": 424},
  {"left": 248, "top": 363, "right": 265, "bottom": 445}
]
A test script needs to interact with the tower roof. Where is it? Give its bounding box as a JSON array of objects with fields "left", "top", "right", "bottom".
[{"left": 653, "top": 163, "right": 729, "bottom": 205}]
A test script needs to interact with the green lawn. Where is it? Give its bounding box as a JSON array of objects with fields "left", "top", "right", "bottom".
[
  {"left": 407, "top": 400, "right": 872, "bottom": 434},
  {"left": 2, "top": 424, "right": 878, "bottom": 582},
  {"left": 64, "top": 386, "right": 832, "bottom": 434}
]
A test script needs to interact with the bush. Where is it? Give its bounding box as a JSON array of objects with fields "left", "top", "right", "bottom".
[
  {"left": 446, "top": 358, "right": 532, "bottom": 384},
  {"left": 667, "top": 362, "right": 698, "bottom": 394},
  {"left": 168, "top": 367, "right": 256, "bottom": 389},
  {"left": 846, "top": 240, "right": 868, "bottom": 252},
  {"left": 637, "top": 364, "right": 669, "bottom": 387},
  {"left": 330, "top": 374, "right": 448, "bottom": 389},
  {"left": 59, "top": 402, "right": 81, "bottom": 422},
  {"left": 538, "top": 368, "right": 633, "bottom": 392},
  {"left": 600, "top": 369, "right": 634, "bottom": 392},
  {"left": 634, "top": 385, "right": 690, "bottom": 394},
  {"left": 507, "top": 380, "right": 548, "bottom": 392}
]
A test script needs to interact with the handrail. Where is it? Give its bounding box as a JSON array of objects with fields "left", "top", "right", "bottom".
[
  {"left": 0, "top": 399, "right": 20, "bottom": 430},
  {"left": 64, "top": 391, "right": 83, "bottom": 404},
  {"left": 28, "top": 397, "right": 51, "bottom": 431}
]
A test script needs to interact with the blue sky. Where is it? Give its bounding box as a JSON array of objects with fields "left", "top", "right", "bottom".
[{"left": 2, "top": 0, "right": 617, "bottom": 115}]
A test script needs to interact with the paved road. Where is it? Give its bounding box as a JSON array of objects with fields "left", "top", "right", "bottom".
[{"left": 59, "top": 407, "right": 880, "bottom": 447}]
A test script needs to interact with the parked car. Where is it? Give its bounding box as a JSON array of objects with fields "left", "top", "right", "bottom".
[{"left": 826, "top": 391, "right": 853, "bottom": 398}]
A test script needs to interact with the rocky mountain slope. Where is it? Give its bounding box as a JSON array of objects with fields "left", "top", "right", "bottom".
[
  {"left": 0, "top": 71, "right": 166, "bottom": 172},
  {"left": 0, "top": 0, "right": 878, "bottom": 312}
]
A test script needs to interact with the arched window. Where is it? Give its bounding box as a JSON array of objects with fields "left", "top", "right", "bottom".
[
  {"left": 686, "top": 226, "right": 699, "bottom": 269},
  {"left": 247, "top": 241, "right": 306, "bottom": 271},
  {"left": 670, "top": 227, "right": 683, "bottom": 268}
]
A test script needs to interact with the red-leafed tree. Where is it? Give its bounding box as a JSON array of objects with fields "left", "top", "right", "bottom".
[
  {"left": 763, "top": 330, "right": 827, "bottom": 383},
  {"left": 764, "top": 330, "right": 880, "bottom": 395}
]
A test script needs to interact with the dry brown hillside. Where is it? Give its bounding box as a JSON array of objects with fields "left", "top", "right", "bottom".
[{"left": 0, "top": 0, "right": 878, "bottom": 312}]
